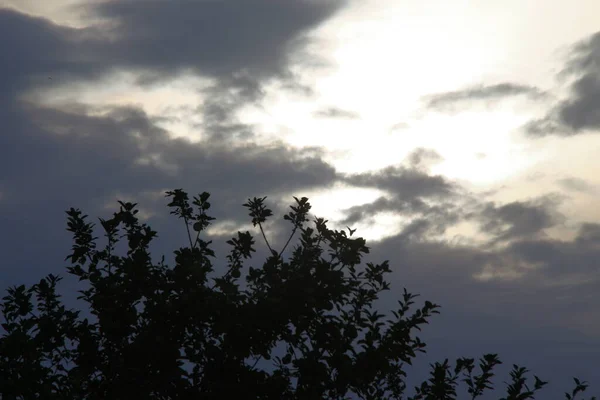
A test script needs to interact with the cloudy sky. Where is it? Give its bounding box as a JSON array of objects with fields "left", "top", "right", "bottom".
[{"left": 1, "top": 0, "right": 600, "bottom": 397}]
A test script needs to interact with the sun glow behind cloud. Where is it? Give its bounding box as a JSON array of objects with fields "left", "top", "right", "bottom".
[
  {"left": 237, "top": 0, "right": 544, "bottom": 187},
  {"left": 273, "top": 182, "right": 409, "bottom": 242},
  {"left": 231, "top": 0, "right": 600, "bottom": 246},
  {"left": 14, "top": 0, "right": 600, "bottom": 246}
]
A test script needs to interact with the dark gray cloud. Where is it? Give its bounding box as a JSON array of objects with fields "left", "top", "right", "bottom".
[
  {"left": 340, "top": 164, "right": 458, "bottom": 200},
  {"left": 0, "top": 9, "right": 104, "bottom": 99},
  {"left": 84, "top": 0, "right": 345, "bottom": 88},
  {"left": 502, "top": 222, "right": 600, "bottom": 284},
  {"left": 405, "top": 147, "right": 444, "bottom": 171},
  {"left": 0, "top": 1, "right": 346, "bottom": 108},
  {"left": 0, "top": 100, "right": 339, "bottom": 288},
  {"left": 340, "top": 196, "right": 429, "bottom": 226},
  {"left": 313, "top": 106, "right": 360, "bottom": 119},
  {"left": 337, "top": 186, "right": 570, "bottom": 255},
  {"left": 558, "top": 31, "right": 600, "bottom": 131},
  {"left": 362, "top": 216, "right": 600, "bottom": 399},
  {"left": 425, "top": 82, "right": 545, "bottom": 111},
  {"left": 358, "top": 194, "right": 599, "bottom": 330},
  {"left": 1, "top": 103, "right": 337, "bottom": 208},
  {"left": 557, "top": 177, "right": 596, "bottom": 193},
  {"left": 336, "top": 155, "right": 462, "bottom": 240},
  {"left": 526, "top": 31, "right": 600, "bottom": 136},
  {"left": 367, "top": 225, "right": 600, "bottom": 327},
  {"left": 524, "top": 115, "right": 569, "bottom": 136},
  {"left": 574, "top": 223, "right": 600, "bottom": 253},
  {"left": 338, "top": 196, "right": 463, "bottom": 244},
  {"left": 558, "top": 73, "right": 600, "bottom": 131},
  {"left": 476, "top": 195, "right": 566, "bottom": 244}
]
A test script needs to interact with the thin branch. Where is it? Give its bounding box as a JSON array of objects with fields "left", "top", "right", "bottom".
[
  {"left": 183, "top": 216, "right": 194, "bottom": 248},
  {"left": 251, "top": 355, "right": 262, "bottom": 370},
  {"left": 258, "top": 222, "right": 274, "bottom": 255},
  {"left": 193, "top": 228, "right": 201, "bottom": 249},
  {"left": 192, "top": 210, "right": 205, "bottom": 249},
  {"left": 107, "top": 235, "right": 113, "bottom": 276},
  {"left": 278, "top": 226, "right": 298, "bottom": 259}
]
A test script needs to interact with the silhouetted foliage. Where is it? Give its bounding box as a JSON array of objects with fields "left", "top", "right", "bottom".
[{"left": 0, "top": 189, "right": 595, "bottom": 399}]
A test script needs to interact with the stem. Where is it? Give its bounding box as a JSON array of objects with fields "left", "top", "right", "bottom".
[
  {"left": 183, "top": 216, "right": 194, "bottom": 248},
  {"left": 193, "top": 228, "right": 201, "bottom": 249},
  {"left": 251, "top": 355, "right": 262, "bottom": 370},
  {"left": 278, "top": 225, "right": 298, "bottom": 259},
  {"left": 107, "top": 235, "right": 112, "bottom": 276},
  {"left": 258, "top": 222, "right": 274, "bottom": 255},
  {"left": 192, "top": 211, "right": 205, "bottom": 249}
]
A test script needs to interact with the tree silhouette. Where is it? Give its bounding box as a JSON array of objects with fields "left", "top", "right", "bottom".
[{"left": 0, "top": 189, "right": 595, "bottom": 399}]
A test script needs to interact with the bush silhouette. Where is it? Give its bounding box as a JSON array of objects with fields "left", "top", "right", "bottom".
[{"left": 0, "top": 189, "right": 595, "bottom": 399}]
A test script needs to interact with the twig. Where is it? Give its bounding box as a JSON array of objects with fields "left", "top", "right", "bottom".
[{"left": 258, "top": 223, "right": 274, "bottom": 255}]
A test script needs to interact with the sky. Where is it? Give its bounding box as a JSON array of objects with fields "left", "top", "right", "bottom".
[{"left": 1, "top": 0, "right": 600, "bottom": 397}]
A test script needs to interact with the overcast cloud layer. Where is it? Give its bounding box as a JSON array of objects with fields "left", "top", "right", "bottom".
[{"left": 1, "top": 1, "right": 600, "bottom": 398}]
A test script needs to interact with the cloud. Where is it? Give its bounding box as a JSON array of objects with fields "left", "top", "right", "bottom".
[
  {"left": 389, "top": 122, "right": 410, "bottom": 133},
  {"left": 364, "top": 225, "right": 600, "bottom": 397},
  {"left": 313, "top": 106, "right": 360, "bottom": 119},
  {"left": 475, "top": 195, "right": 567, "bottom": 244},
  {"left": 0, "top": 100, "right": 339, "bottom": 274},
  {"left": 405, "top": 147, "right": 444, "bottom": 171},
  {"left": 0, "top": 9, "right": 105, "bottom": 98},
  {"left": 363, "top": 206, "right": 600, "bottom": 345},
  {"left": 557, "top": 177, "right": 596, "bottom": 194},
  {"left": 503, "top": 225, "right": 600, "bottom": 290},
  {"left": 6, "top": 105, "right": 337, "bottom": 201},
  {"left": 424, "top": 82, "right": 545, "bottom": 111},
  {"left": 339, "top": 196, "right": 434, "bottom": 226},
  {"left": 558, "top": 73, "right": 600, "bottom": 131},
  {"left": 335, "top": 174, "right": 570, "bottom": 253},
  {"left": 0, "top": 2, "right": 349, "bottom": 245},
  {"left": 336, "top": 160, "right": 463, "bottom": 239},
  {"left": 366, "top": 222, "right": 600, "bottom": 324},
  {"left": 0, "top": 2, "right": 350, "bottom": 287},
  {"left": 85, "top": 0, "right": 346, "bottom": 86},
  {"left": 526, "top": 31, "right": 600, "bottom": 136},
  {"left": 0, "top": 1, "right": 348, "bottom": 120},
  {"left": 340, "top": 164, "right": 458, "bottom": 200}
]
